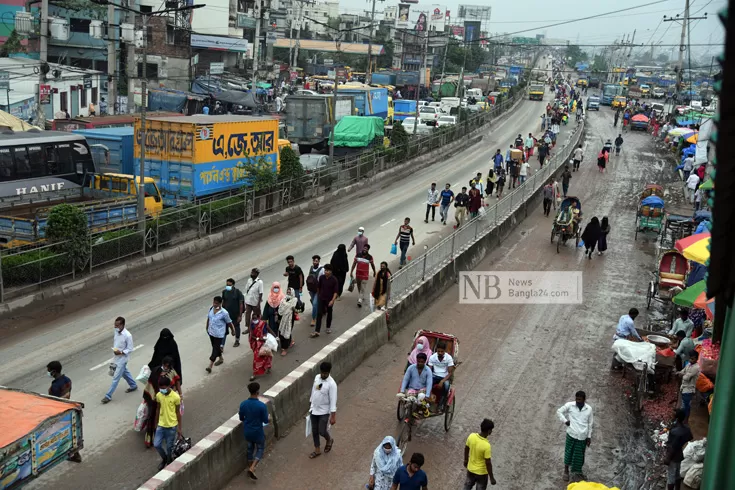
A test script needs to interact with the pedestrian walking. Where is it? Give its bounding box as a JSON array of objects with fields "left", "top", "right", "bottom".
[
  {"left": 348, "top": 226, "right": 369, "bottom": 257},
  {"left": 682, "top": 155, "right": 694, "bottom": 180},
  {"left": 143, "top": 356, "right": 182, "bottom": 448},
  {"left": 597, "top": 217, "right": 610, "bottom": 255},
  {"left": 101, "top": 317, "right": 138, "bottom": 404},
  {"left": 330, "top": 245, "right": 350, "bottom": 298},
  {"left": 284, "top": 255, "right": 304, "bottom": 321},
  {"left": 664, "top": 409, "right": 693, "bottom": 490},
  {"left": 495, "top": 169, "right": 506, "bottom": 199},
  {"left": 153, "top": 376, "right": 183, "bottom": 470},
  {"left": 463, "top": 419, "right": 497, "bottom": 489},
  {"left": 686, "top": 173, "right": 700, "bottom": 204},
  {"left": 519, "top": 160, "right": 530, "bottom": 185},
  {"left": 471, "top": 172, "right": 485, "bottom": 198},
  {"left": 306, "top": 255, "right": 325, "bottom": 326},
  {"left": 47, "top": 361, "right": 82, "bottom": 462},
  {"left": 596, "top": 151, "right": 607, "bottom": 173},
  {"left": 395, "top": 218, "right": 415, "bottom": 268},
  {"left": 425, "top": 183, "right": 440, "bottom": 223},
  {"left": 468, "top": 183, "right": 482, "bottom": 218},
  {"left": 524, "top": 133, "right": 534, "bottom": 161},
  {"left": 439, "top": 183, "right": 454, "bottom": 225},
  {"left": 492, "top": 149, "right": 503, "bottom": 172},
  {"left": 572, "top": 144, "right": 583, "bottom": 171},
  {"left": 147, "top": 329, "right": 182, "bottom": 382},
  {"left": 677, "top": 350, "right": 700, "bottom": 421},
  {"left": 350, "top": 244, "right": 376, "bottom": 308},
  {"left": 538, "top": 142, "right": 548, "bottom": 168},
  {"left": 239, "top": 382, "right": 270, "bottom": 481},
  {"left": 278, "top": 288, "right": 298, "bottom": 356},
  {"left": 543, "top": 180, "right": 554, "bottom": 217},
  {"left": 581, "top": 217, "right": 601, "bottom": 259},
  {"left": 308, "top": 361, "right": 337, "bottom": 459},
  {"left": 221, "top": 278, "right": 244, "bottom": 348},
  {"left": 454, "top": 187, "right": 469, "bottom": 229},
  {"left": 391, "top": 453, "right": 428, "bottom": 490},
  {"left": 368, "top": 436, "right": 403, "bottom": 490},
  {"left": 508, "top": 159, "right": 519, "bottom": 188},
  {"left": 561, "top": 166, "right": 572, "bottom": 197},
  {"left": 372, "top": 262, "right": 391, "bottom": 311},
  {"left": 313, "top": 264, "right": 339, "bottom": 336},
  {"left": 205, "top": 297, "right": 235, "bottom": 373},
  {"left": 486, "top": 169, "right": 496, "bottom": 198},
  {"left": 263, "top": 281, "right": 284, "bottom": 332},
  {"left": 557, "top": 391, "right": 593, "bottom": 482},
  {"left": 244, "top": 268, "right": 264, "bottom": 333}
]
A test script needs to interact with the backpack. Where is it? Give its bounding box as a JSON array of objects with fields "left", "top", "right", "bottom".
[{"left": 306, "top": 266, "right": 323, "bottom": 293}]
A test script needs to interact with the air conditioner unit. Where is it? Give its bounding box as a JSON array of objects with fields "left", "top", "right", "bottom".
[
  {"left": 49, "top": 18, "right": 70, "bottom": 41},
  {"left": 15, "top": 11, "right": 33, "bottom": 35},
  {"left": 134, "top": 29, "right": 145, "bottom": 49},
  {"left": 89, "top": 20, "right": 104, "bottom": 39},
  {"left": 120, "top": 23, "right": 135, "bottom": 43}
]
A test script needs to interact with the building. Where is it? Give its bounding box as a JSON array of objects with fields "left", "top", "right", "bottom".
[
  {"left": 392, "top": 4, "right": 449, "bottom": 73},
  {"left": 292, "top": 0, "right": 339, "bottom": 38},
  {"left": 0, "top": 57, "right": 104, "bottom": 121}
]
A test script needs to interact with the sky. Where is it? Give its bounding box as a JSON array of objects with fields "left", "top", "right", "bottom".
[{"left": 340, "top": 0, "right": 726, "bottom": 62}]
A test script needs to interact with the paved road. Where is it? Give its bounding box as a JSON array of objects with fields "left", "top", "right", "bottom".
[
  {"left": 223, "top": 105, "right": 689, "bottom": 489},
  {"left": 2, "top": 91, "right": 565, "bottom": 487}
]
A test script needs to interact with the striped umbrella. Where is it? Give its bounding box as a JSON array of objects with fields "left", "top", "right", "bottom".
[{"left": 675, "top": 232, "right": 711, "bottom": 265}]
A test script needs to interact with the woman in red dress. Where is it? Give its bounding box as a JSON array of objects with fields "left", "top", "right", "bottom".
[{"left": 249, "top": 314, "right": 276, "bottom": 381}]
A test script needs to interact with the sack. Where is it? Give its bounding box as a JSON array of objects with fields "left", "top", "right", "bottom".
[
  {"left": 347, "top": 277, "right": 356, "bottom": 292},
  {"left": 172, "top": 436, "right": 192, "bottom": 459},
  {"left": 136, "top": 365, "right": 151, "bottom": 384},
  {"left": 108, "top": 363, "right": 117, "bottom": 377},
  {"left": 259, "top": 345, "right": 273, "bottom": 357},
  {"left": 696, "top": 373, "right": 714, "bottom": 393},
  {"left": 265, "top": 333, "right": 278, "bottom": 352},
  {"left": 390, "top": 243, "right": 397, "bottom": 255},
  {"left": 306, "top": 267, "right": 322, "bottom": 293},
  {"left": 683, "top": 462, "right": 704, "bottom": 488},
  {"left": 305, "top": 413, "right": 312, "bottom": 438},
  {"left": 133, "top": 401, "right": 149, "bottom": 432}
]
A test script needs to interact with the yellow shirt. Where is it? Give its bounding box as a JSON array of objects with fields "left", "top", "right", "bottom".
[
  {"left": 156, "top": 390, "right": 181, "bottom": 428},
  {"left": 466, "top": 433, "right": 491, "bottom": 475}
]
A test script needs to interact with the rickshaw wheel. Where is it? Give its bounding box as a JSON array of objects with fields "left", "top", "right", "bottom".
[
  {"left": 444, "top": 396, "right": 456, "bottom": 432},
  {"left": 397, "top": 422, "right": 411, "bottom": 453},
  {"left": 396, "top": 400, "right": 403, "bottom": 421},
  {"left": 557, "top": 233, "right": 561, "bottom": 253},
  {"left": 550, "top": 229, "right": 555, "bottom": 243}
]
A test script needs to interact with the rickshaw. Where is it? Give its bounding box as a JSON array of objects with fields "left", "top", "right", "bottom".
[
  {"left": 551, "top": 196, "right": 582, "bottom": 253},
  {"left": 647, "top": 250, "right": 688, "bottom": 310},
  {"left": 635, "top": 184, "right": 665, "bottom": 240},
  {"left": 396, "top": 330, "right": 459, "bottom": 452}
]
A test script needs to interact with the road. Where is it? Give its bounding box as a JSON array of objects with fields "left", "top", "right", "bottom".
[
  {"left": 223, "top": 104, "right": 688, "bottom": 489},
  {"left": 1, "top": 91, "right": 564, "bottom": 487}
]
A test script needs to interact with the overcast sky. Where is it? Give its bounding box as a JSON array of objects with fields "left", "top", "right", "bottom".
[{"left": 341, "top": 0, "right": 726, "bottom": 61}]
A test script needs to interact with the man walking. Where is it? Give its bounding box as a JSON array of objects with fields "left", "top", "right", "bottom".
[
  {"left": 350, "top": 244, "right": 376, "bottom": 308},
  {"left": 347, "top": 227, "right": 369, "bottom": 257},
  {"left": 391, "top": 453, "right": 428, "bottom": 490},
  {"left": 572, "top": 144, "right": 583, "bottom": 171},
  {"left": 313, "top": 264, "right": 339, "bottom": 336},
  {"left": 543, "top": 180, "right": 554, "bottom": 217},
  {"left": 284, "top": 255, "right": 304, "bottom": 304},
  {"left": 557, "top": 390, "right": 593, "bottom": 481},
  {"left": 205, "top": 296, "right": 235, "bottom": 373},
  {"left": 47, "top": 361, "right": 82, "bottom": 462},
  {"left": 561, "top": 165, "right": 572, "bottom": 198},
  {"left": 244, "top": 268, "right": 264, "bottom": 332},
  {"left": 308, "top": 361, "right": 337, "bottom": 459},
  {"left": 492, "top": 149, "right": 503, "bottom": 172},
  {"left": 439, "top": 183, "right": 454, "bottom": 225},
  {"left": 239, "top": 382, "right": 270, "bottom": 480},
  {"left": 524, "top": 133, "right": 534, "bottom": 161},
  {"left": 306, "top": 255, "right": 324, "bottom": 327},
  {"left": 463, "top": 419, "right": 497, "bottom": 489},
  {"left": 222, "top": 278, "right": 244, "bottom": 348},
  {"left": 677, "top": 350, "right": 700, "bottom": 422},
  {"left": 664, "top": 409, "right": 693, "bottom": 490},
  {"left": 395, "top": 218, "right": 415, "bottom": 268},
  {"left": 102, "top": 317, "right": 137, "bottom": 404},
  {"left": 685, "top": 172, "right": 700, "bottom": 204},
  {"left": 425, "top": 183, "right": 440, "bottom": 223},
  {"left": 153, "top": 376, "right": 182, "bottom": 470},
  {"left": 454, "top": 186, "right": 469, "bottom": 229}
]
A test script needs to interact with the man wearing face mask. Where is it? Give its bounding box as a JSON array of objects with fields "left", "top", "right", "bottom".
[
  {"left": 556, "top": 391, "right": 593, "bottom": 482},
  {"left": 102, "top": 316, "right": 138, "bottom": 404},
  {"left": 244, "top": 268, "right": 264, "bottom": 333},
  {"left": 348, "top": 226, "right": 369, "bottom": 257},
  {"left": 205, "top": 296, "right": 236, "bottom": 373},
  {"left": 308, "top": 361, "right": 337, "bottom": 459},
  {"left": 222, "top": 278, "right": 245, "bottom": 348},
  {"left": 47, "top": 360, "right": 83, "bottom": 462}
]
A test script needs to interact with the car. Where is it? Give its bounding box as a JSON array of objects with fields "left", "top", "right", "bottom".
[
  {"left": 401, "top": 117, "right": 433, "bottom": 136},
  {"left": 586, "top": 95, "right": 600, "bottom": 111},
  {"left": 690, "top": 98, "right": 703, "bottom": 111},
  {"left": 640, "top": 84, "right": 651, "bottom": 97},
  {"left": 294, "top": 89, "right": 318, "bottom": 96},
  {"left": 651, "top": 103, "right": 665, "bottom": 118},
  {"left": 437, "top": 115, "right": 457, "bottom": 127},
  {"left": 652, "top": 88, "right": 665, "bottom": 99},
  {"left": 299, "top": 154, "right": 330, "bottom": 173},
  {"left": 418, "top": 106, "right": 441, "bottom": 125},
  {"left": 427, "top": 101, "right": 444, "bottom": 111}
]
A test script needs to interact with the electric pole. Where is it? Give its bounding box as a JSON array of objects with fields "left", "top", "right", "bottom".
[
  {"left": 413, "top": 31, "right": 427, "bottom": 136},
  {"left": 365, "top": 0, "right": 383, "bottom": 83},
  {"left": 664, "top": 1, "right": 707, "bottom": 91},
  {"left": 107, "top": 2, "right": 117, "bottom": 114},
  {"left": 627, "top": 29, "right": 636, "bottom": 59},
  {"left": 37, "top": 0, "right": 48, "bottom": 126},
  {"left": 252, "top": 0, "right": 262, "bottom": 96},
  {"left": 328, "top": 33, "right": 341, "bottom": 164}
]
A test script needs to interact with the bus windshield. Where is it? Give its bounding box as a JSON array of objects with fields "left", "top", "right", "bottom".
[{"left": 603, "top": 84, "right": 623, "bottom": 97}]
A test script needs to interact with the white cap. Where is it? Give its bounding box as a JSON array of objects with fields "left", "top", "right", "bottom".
[{"left": 358, "top": 226, "right": 365, "bottom": 232}]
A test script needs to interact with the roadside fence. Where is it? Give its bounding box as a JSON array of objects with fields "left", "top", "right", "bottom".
[{"left": 0, "top": 94, "right": 527, "bottom": 303}]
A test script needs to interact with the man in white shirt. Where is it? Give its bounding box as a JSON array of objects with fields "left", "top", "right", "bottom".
[
  {"left": 244, "top": 268, "right": 264, "bottom": 333},
  {"left": 424, "top": 183, "right": 440, "bottom": 223},
  {"left": 102, "top": 317, "right": 138, "bottom": 404},
  {"left": 682, "top": 155, "right": 695, "bottom": 179},
  {"left": 428, "top": 341, "right": 455, "bottom": 412},
  {"left": 557, "top": 390, "right": 593, "bottom": 481},
  {"left": 309, "top": 361, "right": 337, "bottom": 459},
  {"left": 519, "top": 160, "right": 530, "bottom": 185},
  {"left": 572, "top": 144, "right": 584, "bottom": 171},
  {"left": 686, "top": 173, "right": 700, "bottom": 203},
  {"left": 668, "top": 309, "right": 695, "bottom": 338}
]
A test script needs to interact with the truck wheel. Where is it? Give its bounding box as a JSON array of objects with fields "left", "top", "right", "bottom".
[{"left": 299, "top": 144, "right": 312, "bottom": 154}]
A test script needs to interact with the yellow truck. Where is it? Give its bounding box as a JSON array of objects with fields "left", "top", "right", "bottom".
[
  {"left": 611, "top": 96, "right": 627, "bottom": 109},
  {"left": 529, "top": 84, "right": 546, "bottom": 101}
]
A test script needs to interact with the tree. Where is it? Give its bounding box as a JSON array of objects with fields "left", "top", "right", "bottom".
[
  {"left": 591, "top": 54, "right": 607, "bottom": 73},
  {"left": 656, "top": 52, "right": 670, "bottom": 63},
  {"left": 565, "top": 44, "right": 587, "bottom": 67},
  {"left": 278, "top": 146, "right": 304, "bottom": 182},
  {"left": 0, "top": 30, "right": 24, "bottom": 57},
  {"left": 391, "top": 121, "right": 409, "bottom": 148},
  {"left": 376, "top": 38, "right": 395, "bottom": 70},
  {"left": 45, "top": 204, "right": 90, "bottom": 269}
]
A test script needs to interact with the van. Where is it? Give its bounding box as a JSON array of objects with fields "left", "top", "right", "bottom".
[{"left": 586, "top": 95, "right": 600, "bottom": 111}]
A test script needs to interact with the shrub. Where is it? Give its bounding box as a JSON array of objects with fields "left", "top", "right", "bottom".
[
  {"left": 45, "top": 204, "right": 90, "bottom": 269},
  {"left": 1, "top": 249, "right": 72, "bottom": 286},
  {"left": 210, "top": 196, "right": 246, "bottom": 229},
  {"left": 278, "top": 146, "right": 305, "bottom": 200},
  {"left": 91, "top": 228, "right": 142, "bottom": 267}
]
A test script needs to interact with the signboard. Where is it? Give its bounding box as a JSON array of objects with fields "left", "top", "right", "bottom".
[
  {"left": 265, "top": 31, "right": 277, "bottom": 44},
  {"left": 450, "top": 25, "right": 464, "bottom": 37},
  {"left": 458, "top": 4, "right": 492, "bottom": 22},
  {"left": 0, "top": 71, "right": 8, "bottom": 90},
  {"left": 236, "top": 13, "right": 257, "bottom": 29},
  {"left": 396, "top": 4, "right": 410, "bottom": 28},
  {"left": 191, "top": 53, "right": 199, "bottom": 66},
  {"left": 83, "top": 76, "right": 92, "bottom": 89},
  {"left": 511, "top": 37, "right": 540, "bottom": 45},
  {"left": 210, "top": 62, "right": 224, "bottom": 75},
  {"left": 464, "top": 20, "right": 481, "bottom": 42},
  {"left": 191, "top": 34, "right": 248, "bottom": 53},
  {"left": 40, "top": 84, "right": 51, "bottom": 104},
  {"left": 336, "top": 68, "right": 347, "bottom": 79}
]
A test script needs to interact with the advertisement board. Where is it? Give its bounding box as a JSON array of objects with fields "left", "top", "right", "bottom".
[
  {"left": 464, "top": 20, "right": 481, "bottom": 42},
  {"left": 191, "top": 34, "right": 248, "bottom": 53},
  {"left": 396, "top": 4, "right": 411, "bottom": 28}
]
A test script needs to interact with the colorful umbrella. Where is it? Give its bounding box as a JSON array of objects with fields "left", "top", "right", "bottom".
[
  {"left": 668, "top": 127, "right": 696, "bottom": 137},
  {"left": 675, "top": 232, "right": 711, "bottom": 264},
  {"left": 693, "top": 289, "right": 716, "bottom": 320},
  {"left": 673, "top": 280, "right": 706, "bottom": 307},
  {"left": 631, "top": 114, "right": 649, "bottom": 122},
  {"left": 686, "top": 133, "right": 699, "bottom": 144},
  {"left": 699, "top": 178, "right": 714, "bottom": 190}
]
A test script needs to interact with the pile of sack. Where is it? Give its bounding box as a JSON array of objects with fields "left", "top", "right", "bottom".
[{"left": 681, "top": 438, "right": 707, "bottom": 489}]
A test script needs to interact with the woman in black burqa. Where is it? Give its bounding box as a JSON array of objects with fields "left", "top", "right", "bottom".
[
  {"left": 581, "top": 216, "right": 601, "bottom": 260},
  {"left": 330, "top": 244, "right": 350, "bottom": 297},
  {"left": 148, "top": 328, "right": 182, "bottom": 383}
]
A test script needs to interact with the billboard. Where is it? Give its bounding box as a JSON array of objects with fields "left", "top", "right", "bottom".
[
  {"left": 458, "top": 4, "right": 492, "bottom": 22},
  {"left": 396, "top": 4, "right": 410, "bottom": 29},
  {"left": 398, "top": 5, "right": 447, "bottom": 32},
  {"left": 450, "top": 25, "right": 465, "bottom": 37},
  {"left": 464, "top": 20, "right": 481, "bottom": 43}
]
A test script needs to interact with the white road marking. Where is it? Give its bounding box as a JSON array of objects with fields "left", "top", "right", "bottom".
[
  {"left": 380, "top": 218, "right": 395, "bottom": 227},
  {"left": 90, "top": 344, "right": 145, "bottom": 371}
]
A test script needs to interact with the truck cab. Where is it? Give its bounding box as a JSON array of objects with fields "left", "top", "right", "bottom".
[{"left": 93, "top": 173, "right": 163, "bottom": 217}]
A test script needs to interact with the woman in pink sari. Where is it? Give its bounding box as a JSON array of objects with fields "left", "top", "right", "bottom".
[
  {"left": 407, "top": 335, "right": 433, "bottom": 367},
  {"left": 249, "top": 314, "right": 277, "bottom": 381}
]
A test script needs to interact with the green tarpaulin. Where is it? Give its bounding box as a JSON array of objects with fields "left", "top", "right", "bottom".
[
  {"left": 699, "top": 179, "right": 714, "bottom": 190},
  {"left": 672, "top": 280, "right": 706, "bottom": 307},
  {"left": 329, "top": 116, "right": 384, "bottom": 147}
]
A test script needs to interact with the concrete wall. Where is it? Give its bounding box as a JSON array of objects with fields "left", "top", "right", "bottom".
[{"left": 136, "top": 125, "right": 585, "bottom": 490}]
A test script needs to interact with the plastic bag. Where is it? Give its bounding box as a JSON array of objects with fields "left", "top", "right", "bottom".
[
  {"left": 348, "top": 277, "right": 356, "bottom": 292},
  {"left": 172, "top": 436, "right": 192, "bottom": 459},
  {"left": 133, "top": 401, "right": 149, "bottom": 432},
  {"left": 682, "top": 438, "right": 707, "bottom": 463},
  {"left": 390, "top": 243, "right": 397, "bottom": 255},
  {"left": 265, "top": 333, "right": 278, "bottom": 352},
  {"left": 305, "top": 413, "right": 312, "bottom": 438},
  {"left": 683, "top": 462, "right": 704, "bottom": 488},
  {"left": 369, "top": 295, "right": 375, "bottom": 312},
  {"left": 136, "top": 365, "right": 151, "bottom": 384},
  {"left": 259, "top": 345, "right": 273, "bottom": 357}
]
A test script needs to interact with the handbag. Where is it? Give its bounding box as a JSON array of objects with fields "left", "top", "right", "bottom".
[
  {"left": 390, "top": 243, "right": 397, "bottom": 255},
  {"left": 172, "top": 436, "right": 192, "bottom": 459},
  {"left": 347, "top": 277, "right": 356, "bottom": 292},
  {"left": 265, "top": 332, "right": 278, "bottom": 351},
  {"left": 133, "top": 401, "right": 149, "bottom": 432},
  {"left": 108, "top": 363, "right": 117, "bottom": 377}
]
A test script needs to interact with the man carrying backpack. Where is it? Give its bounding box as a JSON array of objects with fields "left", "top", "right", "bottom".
[{"left": 306, "top": 255, "right": 325, "bottom": 327}]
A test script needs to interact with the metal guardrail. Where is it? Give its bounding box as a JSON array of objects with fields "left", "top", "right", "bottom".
[
  {"left": 0, "top": 94, "right": 526, "bottom": 303},
  {"left": 388, "top": 122, "right": 586, "bottom": 306}
]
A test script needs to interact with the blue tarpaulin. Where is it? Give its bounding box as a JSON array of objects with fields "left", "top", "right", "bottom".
[{"left": 641, "top": 195, "right": 665, "bottom": 207}]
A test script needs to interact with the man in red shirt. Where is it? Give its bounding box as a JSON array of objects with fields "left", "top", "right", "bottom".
[{"left": 350, "top": 244, "right": 376, "bottom": 308}]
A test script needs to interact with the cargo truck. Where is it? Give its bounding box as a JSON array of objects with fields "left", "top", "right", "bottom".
[
  {"left": 393, "top": 100, "right": 417, "bottom": 122},
  {"left": 336, "top": 86, "right": 389, "bottom": 120},
  {"left": 395, "top": 71, "right": 420, "bottom": 87},
  {"left": 134, "top": 115, "right": 280, "bottom": 205},
  {"left": 285, "top": 95, "right": 355, "bottom": 154},
  {"left": 370, "top": 72, "right": 397, "bottom": 86},
  {"left": 529, "top": 84, "right": 545, "bottom": 101},
  {"left": 0, "top": 387, "right": 84, "bottom": 490},
  {"left": 73, "top": 127, "right": 135, "bottom": 175}
]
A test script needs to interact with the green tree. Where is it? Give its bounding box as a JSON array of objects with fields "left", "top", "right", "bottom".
[
  {"left": 565, "top": 44, "right": 587, "bottom": 66},
  {"left": 278, "top": 146, "right": 304, "bottom": 181},
  {"left": 591, "top": 54, "right": 607, "bottom": 73},
  {"left": 376, "top": 38, "right": 394, "bottom": 70},
  {"left": 0, "top": 30, "right": 24, "bottom": 57},
  {"left": 391, "top": 120, "right": 409, "bottom": 148},
  {"left": 656, "top": 52, "right": 670, "bottom": 63},
  {"left": 237, "top": 156, "right": 277, "bottom": 192},
  {"left": 45, "top": 204, "right": 90, "bottom": 268}
]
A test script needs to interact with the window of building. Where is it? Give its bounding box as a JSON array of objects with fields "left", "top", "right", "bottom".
[
  {"left": 137, "top": 62, "right": 159, "bottom": 79},
  {"left": 60, "top": 92, "right": 68, "bottom": 112},
  {"left": 140, "top": 5, "right": 152, "bottom": 13},
  {"left": 80, "top": 87, "right": 87, "bottom": 108},
  {"left": 69, "top": 18, "right": 91, "bottom": 34},
  {"left": 91, "top": 87, "right": 98, "bottom": 104},
  {"left": 166, "top": 24, "right": 175, "bottom": 44}
]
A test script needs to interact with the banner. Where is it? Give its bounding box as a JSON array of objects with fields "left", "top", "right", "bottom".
[
  {"left": 396, "top": 4, "right": 410, "bottom": 28},
  {"left": 464, "top": 20, "right": 481, "bottom": 43}
]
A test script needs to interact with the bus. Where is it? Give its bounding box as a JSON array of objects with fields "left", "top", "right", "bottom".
[
  {"left": 0, "top": 131, "right": 96, "bottom": 204},
  {"left": 601, "top": 83, "right": 624, "bottom": 105}
]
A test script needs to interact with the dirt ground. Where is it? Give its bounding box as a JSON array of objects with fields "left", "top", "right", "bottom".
[{"left": 224, "top": 108, "right": 693, "bottom": 490}]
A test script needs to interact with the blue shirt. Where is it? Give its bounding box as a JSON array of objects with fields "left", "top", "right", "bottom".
[
  {"left": 239, "top": 398, "right": 269, "bottom": 442},
  {"left": 392, "top": 465, "right": 428, "bottom": 490},
  {"left": 400, "top": 364, "right": 433, "bottom": 393},
  {"left": 440, "top": 189, "right": 454, "bottom": 206},
  {"left": 207, "top": 307, "right": 232, "bottom": 338},
  {"left": 614, "top": 314, "right": 641, "bottom": 341},
  {"left": 493, "top": 153, "right": 503, "bottom": 167}
]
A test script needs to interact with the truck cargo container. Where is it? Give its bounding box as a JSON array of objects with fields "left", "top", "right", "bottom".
[
  {"left": 395, "top": 71, "right": 420, "bottom": 86},
  {"left": 370, "top": 72, "right": 397, "bottom": 86},
  {"left": 336, "top": 86, "right": 389, "bottom": 120},
  {"left": 73, "top": 127, "right": 135, "bottom": 175},
  {"left": 134, "top": 115, "right": 280, "bottom": 205},
  {"left": 285, "top": 95, "right": 355, "bottom": 154},
  {"left": 393, "top": 100, "right": 417, "bottom": 122}
]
